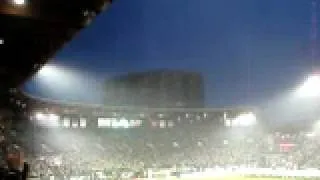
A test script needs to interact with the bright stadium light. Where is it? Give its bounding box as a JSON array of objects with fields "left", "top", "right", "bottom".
[
  {"left": 33, "top": 63, "right": 104, "bottom": 104},
  {"left": 296, "top": 75, "right": 320, "bottom": 98},
  {"left": 233, "top": 112, "right": 257, "bottom": 127},
  {"left": 242, "top": 112, "right": 257, "bottom": 126},
  {"left": 33, "top": 112, "right": 60, "bottom": 127},
  {"left": 35, "top": 112, "right": 44, "bottom": 121},
  {"left": 38, "top": 65, "right": 57, "bottom": 77},
  {"left": 13, "top": 0, "right": 25, "bottom": 5}
]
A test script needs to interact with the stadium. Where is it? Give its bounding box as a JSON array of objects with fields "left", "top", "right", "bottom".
[
  {"left": 1, "top": 90, "right": 318, "bottom": 180},
  {"left": 2, "top": 0, "right": 320, "bottom": 180}
]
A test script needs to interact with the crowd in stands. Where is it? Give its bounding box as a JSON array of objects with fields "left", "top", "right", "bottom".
[
  {"left": 16, "top": 122, "right": 320, "bottom": 178},
  {"left": 1, "top": 110, "right": 320, "bottom": 179}
]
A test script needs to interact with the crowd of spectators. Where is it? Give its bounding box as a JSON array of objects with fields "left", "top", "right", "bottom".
[
  {"left": 15, "top": 122, "right": 320, "bottom": 178},
  {"left": 1, "top": 111, "right": 320, "bottom": 179}
]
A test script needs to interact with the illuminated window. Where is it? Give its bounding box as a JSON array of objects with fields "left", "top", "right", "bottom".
[
  {"left": 47, "top": 114, "right": 60, "bottom": 127},
  {"left": 98, "top": 117, "right": 114, "bottom": 127},
  {"left": 72, "top": 121, "right": 78, "bottom": 128},
  {"left": 13, "top": 0, "right": 25, "bottom": 5},
  {"left": 112, "top": 118, "right": 129, "bottom": 128},
  {"left": 63, "top": 118, "right": 70, "bottom": 128},
  {"left": 80, "top": 118, "right": 87, "bottom": 128},
  {"left": 35, "top": 112, "right": 45, "bottom": 121},
  {"left": 223, "top": 140, "right": 228, "bottom": 145},
  {"left": 203, "top": 113, "right": 207, "bottom": 118},
  {"left": 129, "top": 120, "right": 135, "bottom": 126},
  {"left": 130, "top": 120, "right": 142, "bottom": 127},
  {"left": 159, "top": 120, "right": 166, "bottom": 128},
  {"left": 136, "top": 119, "right": 142, "bottom": 126}
]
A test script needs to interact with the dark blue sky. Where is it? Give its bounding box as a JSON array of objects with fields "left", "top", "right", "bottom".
[{"left": 25, "top": 0, "right": 318, "bottom": 107}]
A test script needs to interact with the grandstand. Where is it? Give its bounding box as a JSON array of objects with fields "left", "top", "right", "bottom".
[{"left": 3, "top": 92, "right": 320, "bottom": 179}]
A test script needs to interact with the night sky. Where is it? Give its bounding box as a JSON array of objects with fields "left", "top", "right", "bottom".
[{"left": 25, "top": 0, "right": 318, "bottom": 107}]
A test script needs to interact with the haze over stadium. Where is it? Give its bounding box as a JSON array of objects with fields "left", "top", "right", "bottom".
[{"left": 3, "top": 0, "right": 320, "bottom": 179}]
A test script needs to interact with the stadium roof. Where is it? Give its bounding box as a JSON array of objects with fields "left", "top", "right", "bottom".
[
  {"left": 18, "top": 91, "right": 256, "bottom": 114},
  {"left": 0, "top": 0, "right": 113, "bottom": 89}
]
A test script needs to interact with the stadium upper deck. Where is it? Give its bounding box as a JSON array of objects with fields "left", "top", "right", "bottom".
[
  {"left": 10, "top": 91, "right": 315, "bottom": 132},
  {"left": 9, "top": 91, "right": 258, "bottom": 129}
]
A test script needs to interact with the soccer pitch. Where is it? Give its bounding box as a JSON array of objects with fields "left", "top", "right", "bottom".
[
  {"left": 200, "top": 178, "right": 294, "bottom": 180},
  {"left": 168, "top": 178, "right": 304, "bottom": 180},
  {"left": 163, "top": 177, "right": 312, "bottom": 180}
]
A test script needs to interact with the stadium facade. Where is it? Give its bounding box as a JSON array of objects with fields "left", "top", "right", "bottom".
[
  {"left": 12, "top": 91, "right": 255, "bottom": 129},
  {"left": 104, "top": 70, "right": 205, "bottom": 108},
  {"left": 28, "top": 99, "right": 253, "bottom": 129}
]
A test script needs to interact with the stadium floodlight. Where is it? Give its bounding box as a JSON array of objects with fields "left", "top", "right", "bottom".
[
  {"left": 38, "top": 65, "right": 57, "bottom": 78},
  {"left": 13, "top": 0, "right": 25, "bottom": 5},
  {"left": 34, "top": 63, "right": 104, "bottom": 104},
  {"left": 296, "top": 75, "right": 320, "bottom": 98}
]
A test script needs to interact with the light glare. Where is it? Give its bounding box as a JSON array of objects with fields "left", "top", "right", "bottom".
[
  {"left": 297, "top": 75, "right": 320, "bottom": 98},
  {"left": 38, "top": 65, "right": 56, "bottom": 77},
  {"left": 233, "top": 112, "right": 257, "bottom": 127},
  {"left": 35, "top": 112, "right": 44, "bottom": 120},
  {"left": 34, "top": 112, "right": 60, "bottom": 127},
  {"left": 13, "top": 0, "right": 25, "bottom": 5}
]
